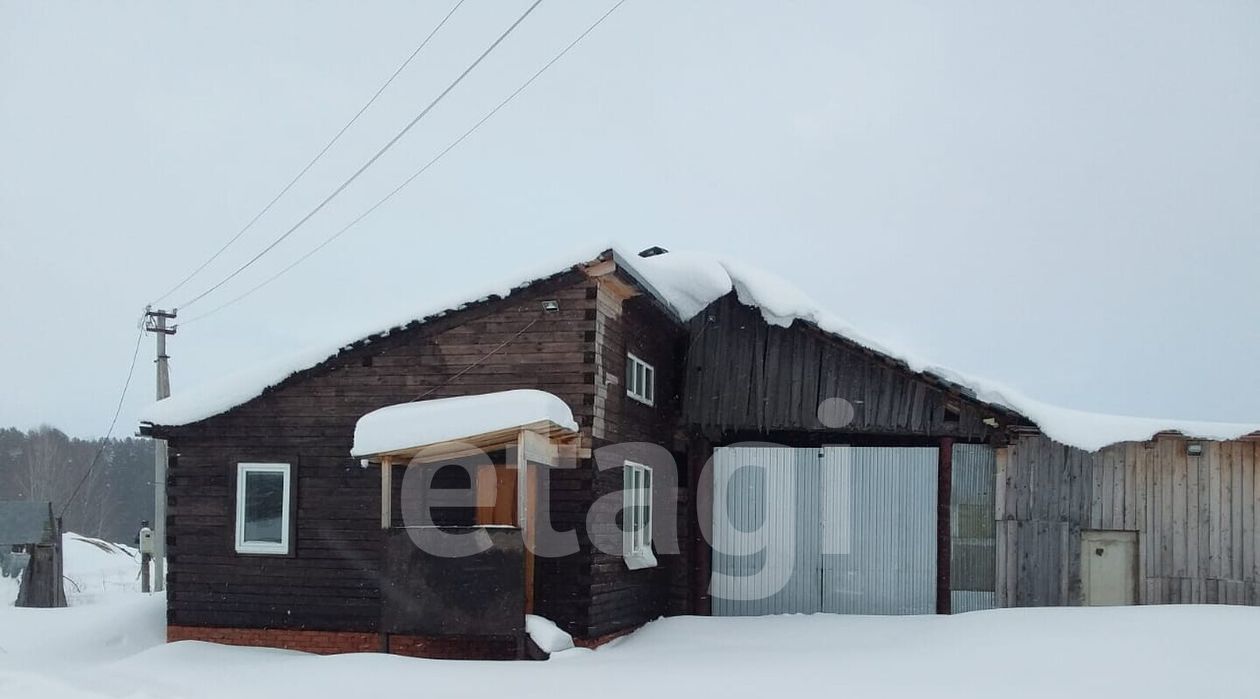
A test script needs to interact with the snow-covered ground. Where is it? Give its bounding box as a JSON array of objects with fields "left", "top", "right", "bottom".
[
  {"left": 3, "top": 536, "right": 1260, "bottom": 698},
  {"left": 62, "top": 534, "right": 147, "bottom": 605}
]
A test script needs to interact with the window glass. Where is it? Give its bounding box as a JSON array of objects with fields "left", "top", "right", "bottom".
[
  {"left": 622, "top": 462, "right": 656, "bottom": 568},
  {"left": 243, "top": 471, "right": 285, "bottom": 544},
  {"left": 236, "top": 463, "right": 290, "bottom": 555},
  {"left": 626, "top": 354, "right": 655, "bottom": 405}
]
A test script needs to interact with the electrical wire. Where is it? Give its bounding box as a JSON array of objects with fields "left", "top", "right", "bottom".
[
  {"left": 149, "top": 0, "right": 468, "bottom": 306},
  {"left": 174, "top": 0, "right": 545, "bottom": 312},
  {"left": 412, "top": 316, "right": 541, "bottom": 401},
  {"left": 179, "top": 0, "right": 628, "bottom": 327},
  {"left": 60, "top": 328, "right": 145, "bottom": 517}
]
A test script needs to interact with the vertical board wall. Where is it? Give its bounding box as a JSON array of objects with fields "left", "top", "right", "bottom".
[{"left": 997, "top": 434, "right": 1260, "bottom": 606}]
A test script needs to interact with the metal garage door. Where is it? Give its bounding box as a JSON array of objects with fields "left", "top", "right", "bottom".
[{"left": 712, "top": 446, "right": 938, "bottom": 616}]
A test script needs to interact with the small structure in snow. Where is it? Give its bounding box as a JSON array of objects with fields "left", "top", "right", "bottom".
[{"left": 0, "top": 501, "right": 66, "bottom": 608}]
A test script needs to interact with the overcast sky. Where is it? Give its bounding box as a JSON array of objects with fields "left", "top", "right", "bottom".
[{"left": 1, "top": 0, "right": 1257, "bottom": 438}]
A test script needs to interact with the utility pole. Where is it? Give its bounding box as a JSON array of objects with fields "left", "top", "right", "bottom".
[{"left": 144, "top": 307, "right": 176, "bottom": 593}]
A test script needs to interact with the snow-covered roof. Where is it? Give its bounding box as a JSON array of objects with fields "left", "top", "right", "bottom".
[
  {"left": 350, "top": 390, "right": 578, "bottom": 458},
  {"left": 141, "top": 245, "right": 1260, "bottom": 452},
  {"left": 624, "top": 250, "right": 1260, "bottom": 452},
  {"left": 140, "top": 245, "right": 612, "bottom": 428}
]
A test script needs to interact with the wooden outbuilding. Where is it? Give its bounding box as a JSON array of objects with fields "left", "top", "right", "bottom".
[{"left": 0, "top": 501, "right": 66, "bottom": 608}]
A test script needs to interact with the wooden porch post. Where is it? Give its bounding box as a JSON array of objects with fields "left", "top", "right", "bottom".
[{"left": 380, "top": 456, "right": 393, "bottom": 530}]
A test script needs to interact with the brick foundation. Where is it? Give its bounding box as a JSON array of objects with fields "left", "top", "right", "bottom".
[
  {"left": 167, "top": 626, "right": 522, "bottom": 659},
  {"left": 167, "top": 625, "right": 381, "bottom": 655},
  {"left": 573, "top": 625, "right": 640, "bottom": 649},
  {"left": 387, "top": 634, "right": 520, "bottom": 660}
]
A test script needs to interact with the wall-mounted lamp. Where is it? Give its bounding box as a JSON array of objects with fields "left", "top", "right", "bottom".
[
  {"left": 542, "top": 300, "right": 560, "bottom": 313},
  {"left": 1187, "top": 443, "right": 1204, "bottom": 457}
]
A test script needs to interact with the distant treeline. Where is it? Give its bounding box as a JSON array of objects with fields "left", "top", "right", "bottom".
[{"left": 0, "top": 426, "right": 154, "bottom": 544}]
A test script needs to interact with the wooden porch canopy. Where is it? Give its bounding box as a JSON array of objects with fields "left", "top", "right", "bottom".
[{"left": 350, "top": 390, "right": 581, "bottom": 530}]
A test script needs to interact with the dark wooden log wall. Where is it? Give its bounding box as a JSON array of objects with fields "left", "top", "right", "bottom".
[
  {"left": 998, "top": 432, "right": 1260, "bottom": 606},
  {"left": 585, "top": 289, "right": 689, "bottom": 637},
  {"left": 681, "top": 294, "right": 1010, "bottom": 440},
  {"left": 161, "top": 272, "right": 606, "bottom": 634}
]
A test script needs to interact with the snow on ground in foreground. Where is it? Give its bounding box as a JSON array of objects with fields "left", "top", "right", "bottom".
[
  {"left": 4, "top": 593, "right": 1260, "bottom": 698},
  {"left": 3, "top": 533, "right": 1259, "bottom": 698}
]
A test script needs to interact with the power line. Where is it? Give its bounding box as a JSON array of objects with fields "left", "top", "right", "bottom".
[
  {"left": 175, "top": 0, "right": 545, "bottom": 312},
  {"left": 180, "top": 0, "right": 628, "bottom": 327},
  {"left": 413, "top": 316, "right": 541, "bottom": 401},
  {"left": 149, "top": 0, "right": 469, "bottom": 307},
  {"left": 60, "top": 328, "right": 145, "bottom": 517}
]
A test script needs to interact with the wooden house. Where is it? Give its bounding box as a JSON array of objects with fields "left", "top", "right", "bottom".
[{"left": 141, "top": 247, "right": 1260, "bottom": 658}]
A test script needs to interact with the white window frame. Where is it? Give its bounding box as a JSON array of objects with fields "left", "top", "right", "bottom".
[
  {"left": 235, "top": 462, "right": 292, "bottom": 555},
  {"left": 622, "top": 461, "right": 657, "bottom": 570},
  {"left": 626, "top": 352, "right": 655, "bottom": 406}
]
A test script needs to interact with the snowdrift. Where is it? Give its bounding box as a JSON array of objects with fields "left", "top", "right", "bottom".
[{"left": 3, "top": 595, "right": 1260, "bottom": 698}]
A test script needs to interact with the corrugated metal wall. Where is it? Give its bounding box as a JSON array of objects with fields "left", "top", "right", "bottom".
[
  {"left": 712, "top": 446, "right": 938, "bottom": 616},
  {"left": 711, "top": 447, "right": 821, "bottom": 615},
  {"left": 821, "top": 447, "right": 938, "bottom": 615},
  {"left": 950, "top": 443, "right": 997, "bottom": 612}
]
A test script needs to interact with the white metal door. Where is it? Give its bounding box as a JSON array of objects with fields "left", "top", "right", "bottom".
[{"left": 1081, "top": 530, "right": 1138, "bottom": 606}]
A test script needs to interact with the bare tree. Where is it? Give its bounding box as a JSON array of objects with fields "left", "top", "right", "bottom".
[
  {"left": 0, "top": 427, "right": 153, "bottom": 542},
  {"left": 14, "top": 426, "right": 75, "bottom": 504}
]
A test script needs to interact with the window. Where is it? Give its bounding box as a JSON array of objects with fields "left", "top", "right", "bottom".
[
  {"left": 626, "top": 352, "right": 655, "bottom": 406},
  {"left": 235, "top": 463, "right": 292, "bottom": 555},
  {"left": 622, "top": 461, "right": 657, "bottom": 570}
]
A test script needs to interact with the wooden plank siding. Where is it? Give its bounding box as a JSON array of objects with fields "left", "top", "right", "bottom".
[
  {"left": 681, "top": 294, "right": 1019, "bottom": 440},
  {"left": 159, "top": 271, "right": 613, "bottom": 636},
  {"left": 998, "top": 433, "right": 1260, "bottom": 607}
]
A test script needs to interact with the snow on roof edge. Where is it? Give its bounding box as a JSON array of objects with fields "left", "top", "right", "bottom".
[
  {"left": 142, "top": 244, "right": 1260, "bottom": 452},
  {"left": 140, "top": 244, "right": 614, "bottom": 428},
  {"left": 618, "top": 250, "right": 1260, "bottom": 452}
]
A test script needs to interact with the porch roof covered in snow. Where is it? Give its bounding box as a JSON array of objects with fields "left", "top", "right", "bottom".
[
  {"left": 353, "top": 390, "right": 579, "bottom": 533},
  {"left": 350, "top": 389, "right": 579, "bottom": 461}
]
